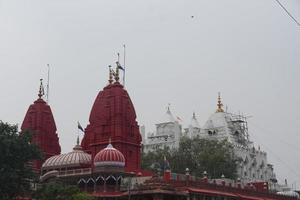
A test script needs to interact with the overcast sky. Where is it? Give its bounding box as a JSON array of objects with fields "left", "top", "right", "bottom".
[{"left": 0, "top": 0, "right": 299, "bottom": 188}]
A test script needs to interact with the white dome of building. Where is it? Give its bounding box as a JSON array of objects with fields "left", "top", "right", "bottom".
[
  {"left": 203, "top": 111, "right": 228, "bottom": 130},
  {"left": 159, "top": 106, "right": 176, "bottom": 124}
]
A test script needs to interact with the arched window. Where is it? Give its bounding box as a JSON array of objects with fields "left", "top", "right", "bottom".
[
  {"left": 95, "top": 176, "right": 105, "bottom": 192},
  {"left": 106, "top": 176, "right": 117, "bottom": 192},
  {"left": 77, "top": 179, "right": 86, "bottom": 191},
  {"left": 86, "top": 178, "right": 95, "bottom": 193}
]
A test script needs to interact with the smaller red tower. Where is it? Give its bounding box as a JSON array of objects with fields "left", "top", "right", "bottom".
[{"left": 21, "top": 79, "right": 61, "bottom": 172}]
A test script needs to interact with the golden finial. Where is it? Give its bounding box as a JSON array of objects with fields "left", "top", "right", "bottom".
[
  {"left": 216, "top": 92, "right": 224, "bottom": 113},
  {"left": 38, "top": 79, "right": 44, "bottom": 98},
  {"left": 108, "top": 65, "right": 113, "bottom": 84},
  {"left": 115, "top": 61, "right": 120, "bottom": 82}
]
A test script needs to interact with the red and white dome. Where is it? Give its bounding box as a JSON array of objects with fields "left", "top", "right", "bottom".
[
  {"left": 42, "top": 144, "right": 91, "bottom": 170},
  {"left": 94, "top": 143, "right": 125, "bottom": 168}
]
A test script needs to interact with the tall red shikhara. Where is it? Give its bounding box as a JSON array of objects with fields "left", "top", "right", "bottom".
[
  {"left": 21, "top": 80, "right": 61, "bottom": 172},
  {"left": 81, "top": 64, "right": 142, "bottom": 172}
]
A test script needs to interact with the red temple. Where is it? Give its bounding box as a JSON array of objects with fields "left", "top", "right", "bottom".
[
  {"left": 81, "top": 65, "right": 141, "bottom": 172},
  {"left": 21, "top": 79, "right": 61, "bottom": 172}
]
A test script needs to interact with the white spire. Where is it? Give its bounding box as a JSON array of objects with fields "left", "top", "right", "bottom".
[
  {"left": 190, "top": 112, "right": 200, "bottom": 128},
  {"left": 162, "top": 104, "right": 176, "bottom": 123}
]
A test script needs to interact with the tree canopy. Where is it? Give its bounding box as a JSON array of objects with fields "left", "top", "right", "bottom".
[
  {"left": 33, "top": 182, "right": 94, "bottom": 200},
  {"left": 0, "top": 121, "right": 42, "bottom": 200},
  {"left": 142, "top": 137, "right": 237, "bottom": 179}
]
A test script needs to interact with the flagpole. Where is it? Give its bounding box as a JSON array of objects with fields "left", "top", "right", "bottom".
[
  {"left": 123, "top": 44, "right": 126, "bottom": 87},
  {"left": 77, "top": 121, "right": 79, "bottom": 140},
  {"left": 46, "top": 64, "right": 50, "bottom": 104}
]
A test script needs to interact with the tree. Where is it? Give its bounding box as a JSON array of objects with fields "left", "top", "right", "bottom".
[
  {"left": 73, "top": 192, "right": 95, "bottom": 200},
  {"left": 34, "top": 182, "right": 94, "bottom": 200},
  {"left": 0, "top": 121, "right": 42, "bottom": 200},
  {"left": 141, "top": 146, "right": 172, "bottom": 171},
  {"left": 142, "top": 137, "right": 237, "bottom": 179}
]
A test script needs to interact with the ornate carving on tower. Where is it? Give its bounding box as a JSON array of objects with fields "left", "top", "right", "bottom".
[
  {"left": 81, "top": 62, "right": 141, "bottom": 172},
  {"left": 21, "top": 79, "right": 61, "bottom": 172},
  {"left": 108, "top": 65, "right": 113, "bottom": 84}
]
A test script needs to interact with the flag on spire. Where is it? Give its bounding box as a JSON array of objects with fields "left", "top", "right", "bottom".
[
  {"left": 116, "top": 61, "right": 125, "bottom": 71},
  {"left": 77, "top": 121, "right": 84, "bottom": 132}
]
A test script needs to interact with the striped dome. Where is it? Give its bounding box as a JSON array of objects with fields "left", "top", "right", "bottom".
[
  {"left": 94, "top": 143, "right": 125, "bottom": 168},
  {"left": 42, "top": 144, "right": 91, "bottom": 170}
]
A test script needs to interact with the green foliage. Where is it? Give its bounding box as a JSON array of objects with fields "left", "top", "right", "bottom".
[
  {"left": 34, "top": 182, "right": 94, "bottom": 200},
  {"left": 142, "top": 137, "right": 238, "bottom": 179},
  {"left": 0, "top": 121, "right": 42, "bottom": 200},
  {"left": 141, "top": 146, "right": 172, "bottom": 171},
  {"left": 73, "top": 192, "right": 95, "bottom": 200}
]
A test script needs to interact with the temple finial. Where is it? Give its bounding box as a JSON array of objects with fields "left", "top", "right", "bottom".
[
  {"left": 76, "top": 135, "right": 79, "bottom": 145},
  {"left": 38, "top": 79, "right": 45, "bottom": 98},
  {"left": 193, "top": 112, "right": 196, "bottom": 119},
  {"left": 115, "top": 61, "right": 120, "bottom": 82},
  {"left": 167, "top": 103, "right": 171, "bottom": 112},
  {"left": 216, "top": 92, "right": 224, "bottom": 113},
  {"left": 108, "top": 65, "right": 113, "bottom": 84},
  {"left": 73, "top": 135, "right": 82, "bottom": 150}
]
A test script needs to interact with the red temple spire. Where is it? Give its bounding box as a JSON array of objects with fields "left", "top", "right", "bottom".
[
  {"left": 21, "top": 79, "right": 61, "bottom": 172},
  {"left": 82, "top": 65, "right": 141, "bottom": 172}
]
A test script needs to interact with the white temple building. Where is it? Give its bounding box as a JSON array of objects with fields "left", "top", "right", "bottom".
[
  {"left": 142, "top": 93, "right": 277, "bottom": 185},
  {"left": 142, "top": 106, "right": 182, "bottom": 152}
]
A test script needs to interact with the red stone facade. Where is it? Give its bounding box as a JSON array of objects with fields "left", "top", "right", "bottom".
[
  {"left": 21, "top": 97, "right": 61, "bottom": 172},
  {"left": 81, "top": 81, "right": 142, "bottom": 172}
]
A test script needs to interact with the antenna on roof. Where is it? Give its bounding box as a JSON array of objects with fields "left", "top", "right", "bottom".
[{"left": 46, "top": 64, "right": 50, "bottom": 104}]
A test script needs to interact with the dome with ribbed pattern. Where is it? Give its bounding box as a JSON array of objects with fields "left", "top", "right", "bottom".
[
  {"left": 42, "top": 144, "right": 91, "bottom": 170},
  {"left": 94, "top": 143, "right": 125, "bottom": 168}
]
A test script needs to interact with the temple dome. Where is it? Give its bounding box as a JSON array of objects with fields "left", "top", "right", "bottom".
[
  {"left": 42, "top": 143, "right": 91, "bottom": 170},
  {"left": 88, "top": 82, "right": 137, "bottom": 125},
  {"left": 159, "top": 106, "right": 176, "bottom": 124},
  {"left": 203, "top": 93, "right": 228, "bottom": 130},
  {"left": 203, "top": 112, "right": 228, "bottom": 130},
  {"left": 94, "top": 143, "right": 125, "bottom": 168}
]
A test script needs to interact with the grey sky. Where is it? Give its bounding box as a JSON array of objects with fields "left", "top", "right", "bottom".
[{"left": 0, "top": 0, "right": 299, "bottom": 188}]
